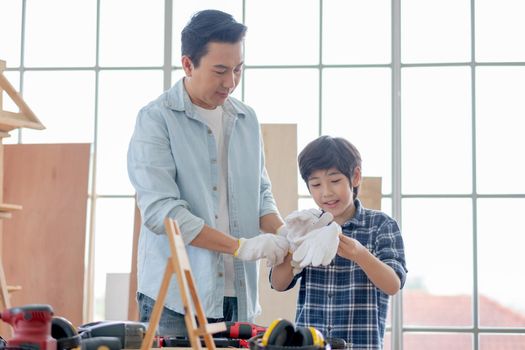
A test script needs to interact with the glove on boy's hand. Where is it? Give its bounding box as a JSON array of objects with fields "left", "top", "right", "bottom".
[
  {"left": 234, "top": 234, "right": 289, "bottom": 266},
  {"left": 280, "top": 209, "right": 334, "bottom": 251},
  {"left": 292, "top": 222, "right": 341, "bottom": 268}
]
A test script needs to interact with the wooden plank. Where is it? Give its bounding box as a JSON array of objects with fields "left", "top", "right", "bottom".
[
  {"left": 127, "top": 201, "right": 141, "bottom": 320},
  {"left": 1, "top": 111, "right": 46, "bottom": 132},
  {"left": 0, "top": 74, "right": 45, "bottom": 130},
  {"left": 0, "top": 203, "right": 22, "bottom": 212},
  {"left": 360, "top": 176, "right": 382, "bottom": 210},
  {"left": 257, "top": 124, "right": 298, "bottom": 326},
  {"left": 3, "top": 143, "right": 90, "bottom": 326}
]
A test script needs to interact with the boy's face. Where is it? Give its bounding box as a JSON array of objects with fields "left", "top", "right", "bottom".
[
  {"left": 307, "top": 167, "right": 360, "bottom": 225},
  {"left": 182, "top": 41, "right": 244, "bottom": 109}
]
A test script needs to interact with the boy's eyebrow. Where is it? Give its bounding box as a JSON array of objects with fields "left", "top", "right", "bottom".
[{"left": 308, "top": 169, "right": 342, "bottom": 181}]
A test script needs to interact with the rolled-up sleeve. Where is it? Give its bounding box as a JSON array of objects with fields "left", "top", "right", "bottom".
[{"left": 375, "top": 220, "right": 408, "bottom": 288}]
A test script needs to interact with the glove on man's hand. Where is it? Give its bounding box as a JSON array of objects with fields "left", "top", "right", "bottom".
[
  {"left": 234, "top": 234, "right": 289, "bottom": 266},
  {"left": 281, "top": 209, "right": 334, "bottom": 251},
  {"left": 292, "top": 222, "right": 341, "bottom": 268}
]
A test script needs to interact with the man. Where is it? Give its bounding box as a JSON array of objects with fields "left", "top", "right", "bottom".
[{"left": 127, "top": 10, "right": 288, "bottom": 335}]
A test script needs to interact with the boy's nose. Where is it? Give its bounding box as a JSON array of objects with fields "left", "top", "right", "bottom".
[{"left": 321, "top": 186, "right": 334, "bottom": 197}]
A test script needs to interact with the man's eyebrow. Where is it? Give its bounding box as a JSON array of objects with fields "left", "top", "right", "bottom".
[{"left": 213, "top": 62, "right": 244, "bottom": 70}]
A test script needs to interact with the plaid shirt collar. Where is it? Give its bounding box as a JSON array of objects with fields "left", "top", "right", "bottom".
[{"left": 341, "top": 198, "right": 367, "bottom": 229}]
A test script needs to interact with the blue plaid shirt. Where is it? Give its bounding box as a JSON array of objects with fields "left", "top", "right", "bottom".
[{"left": 279, "top": 199, "right": 407, "bottom": 349}]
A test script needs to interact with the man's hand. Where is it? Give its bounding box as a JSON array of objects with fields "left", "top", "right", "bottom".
[
  {"left": 280, "top": 209, "right": 334, "bottom": 251},
  {"left": 234, "top": 234, "right": 289, "bottom": 266},
  {"left": 292, "top": 222, "right": 341, "bottom": 267}
]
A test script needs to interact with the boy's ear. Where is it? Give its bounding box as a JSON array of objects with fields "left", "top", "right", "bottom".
[{"left": 352, "top": 166, "right": 362, "bottom": 188}]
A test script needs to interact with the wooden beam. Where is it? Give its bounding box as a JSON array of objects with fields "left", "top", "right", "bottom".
[
  {"left": 0, "top": 203, "right": 23, "bottom": 212},
  {"left": 0, "top": 73, "right": 45, "bottom": 130}
]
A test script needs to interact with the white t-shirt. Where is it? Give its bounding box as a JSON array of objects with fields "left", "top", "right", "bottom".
[{"left": 194, "top": 104, "right": 236, "bottom": 297}]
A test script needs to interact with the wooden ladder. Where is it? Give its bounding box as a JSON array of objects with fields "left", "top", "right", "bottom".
[{"left": 140, "top": 218, "right": 225, "bottom": 350}]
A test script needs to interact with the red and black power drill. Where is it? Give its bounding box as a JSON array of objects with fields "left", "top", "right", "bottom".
[
  {"left": 1, "top": 304, "right": 57, "bottom": 350},
  {"left": 215, "top": 321, "right": 267, "bottom": 339}
]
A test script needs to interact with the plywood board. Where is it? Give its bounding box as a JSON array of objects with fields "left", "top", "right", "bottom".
[
  {"left": 2, "top": 143, "right": 90, "bottom": 326},
  {"left": 256, "top": 124, "right": 298, "bottom": 326},
  {"left": 360, "top": 176, "right": 382, "bottom": 210},
  {"left": 127, "top": 201, "right": 141, "bottom": 320}
]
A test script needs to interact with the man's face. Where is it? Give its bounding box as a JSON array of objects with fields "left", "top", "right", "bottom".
[
  {"left": 182, "top": 41, "right": 243, "bottom": 109},
  {"left": 307, "top": 167, "right": 357, "bottom": 224}
]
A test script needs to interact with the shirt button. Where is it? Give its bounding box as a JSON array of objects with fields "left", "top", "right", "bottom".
[
  {"left": 215, "top": 214, "right": 218, "bottom": 219},
  {"left": 208, "top": 128, "right": 212, "bottom": 134},
  {"left": 328, "top": 293, "right": 333, "bottom": 298},
  {"left": 218, "top": 272, "right": 223, "bottom": 277},
  {"left": 213, "top": 186, "right": 217, "bottom": 191}
]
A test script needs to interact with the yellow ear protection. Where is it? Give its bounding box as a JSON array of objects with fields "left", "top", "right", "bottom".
[{"left": 250, "top": 319, "right": 325, "bottom": 350}]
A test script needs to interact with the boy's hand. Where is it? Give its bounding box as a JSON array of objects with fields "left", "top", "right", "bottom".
[
  {"left": 292, "top": 222, "right": 341, "bottom": 267},
  {"left": 281, "top": 209, "right": 334, "bottom": 251},
  {"left": 234, "top": 234, "right": 289, "bottom": 266},
  {"left": 337, "top": 234, "right": 366, "bottom": 262}
]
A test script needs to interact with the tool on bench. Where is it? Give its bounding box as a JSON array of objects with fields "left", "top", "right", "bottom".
[
  {"left": 0, "top": 304, "right": 57, "bottom": 350},
  {"left": 162, "top": 337, "right": 246, "bottom": 348},
  {"left": 78, "top": 321, "right": 146, "bottom": 349},
  {"left": 215, "top": 321, "right": 267, "bottom": 340}
]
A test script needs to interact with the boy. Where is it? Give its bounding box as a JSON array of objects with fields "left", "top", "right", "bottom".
[{"left": 271, "top": 136, "right": 407, "bottom": 349}]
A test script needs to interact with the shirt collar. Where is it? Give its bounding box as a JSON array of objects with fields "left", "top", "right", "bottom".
[
  {"left": 165, "top": 78, "right": 245, "bottom": 120},
  {"left": 341, "top": 198, "right": 367, "bottom": 228}
]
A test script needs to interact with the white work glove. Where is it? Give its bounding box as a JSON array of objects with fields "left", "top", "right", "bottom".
[
  {"left": 234, "top": 234, "right": 289, "bottom": 267},
  {"left": 290, "top": 259, "right": 304, "bottom": 276},
  {"left": 292, "top": 222, "right": 341, "bottom": 268},
  {"left": 280, "top": 209, "right": 334, "bottom": 251}
]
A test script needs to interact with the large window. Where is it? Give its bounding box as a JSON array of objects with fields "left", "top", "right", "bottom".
[{"left": 1, "top": 1, "right": 524, "bottom": 348}]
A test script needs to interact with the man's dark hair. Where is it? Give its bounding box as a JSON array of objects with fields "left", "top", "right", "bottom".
[
  {"left": 298, "top": 135, "right": 362, "bottom": 198},
  {"left": 181, "top": 9, "right": 247, "bottom": 68}
]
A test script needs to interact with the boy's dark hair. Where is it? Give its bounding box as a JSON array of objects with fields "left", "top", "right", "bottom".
[
  {"left": 299, "top": 136, "right": 362, "bottom": 198},
  {"left": 181, "top": 9, "right": 247, "bottom": 68}
]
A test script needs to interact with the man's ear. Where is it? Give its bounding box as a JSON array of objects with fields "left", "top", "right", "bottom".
[
  {"left": 181, "top": 56, "right": 194, "bottom": 77},
  {"left": 352, "top": 166, "right": 362, "bottom": 188}
]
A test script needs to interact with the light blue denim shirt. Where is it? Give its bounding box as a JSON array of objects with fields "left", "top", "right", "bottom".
[{"left": 127, "top": 78, "right": 278, "bottom": 322}]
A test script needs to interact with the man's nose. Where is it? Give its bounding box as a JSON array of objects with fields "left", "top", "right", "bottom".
[{"left": 223, "top": 72, "right": 236, "bottom": 89}]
